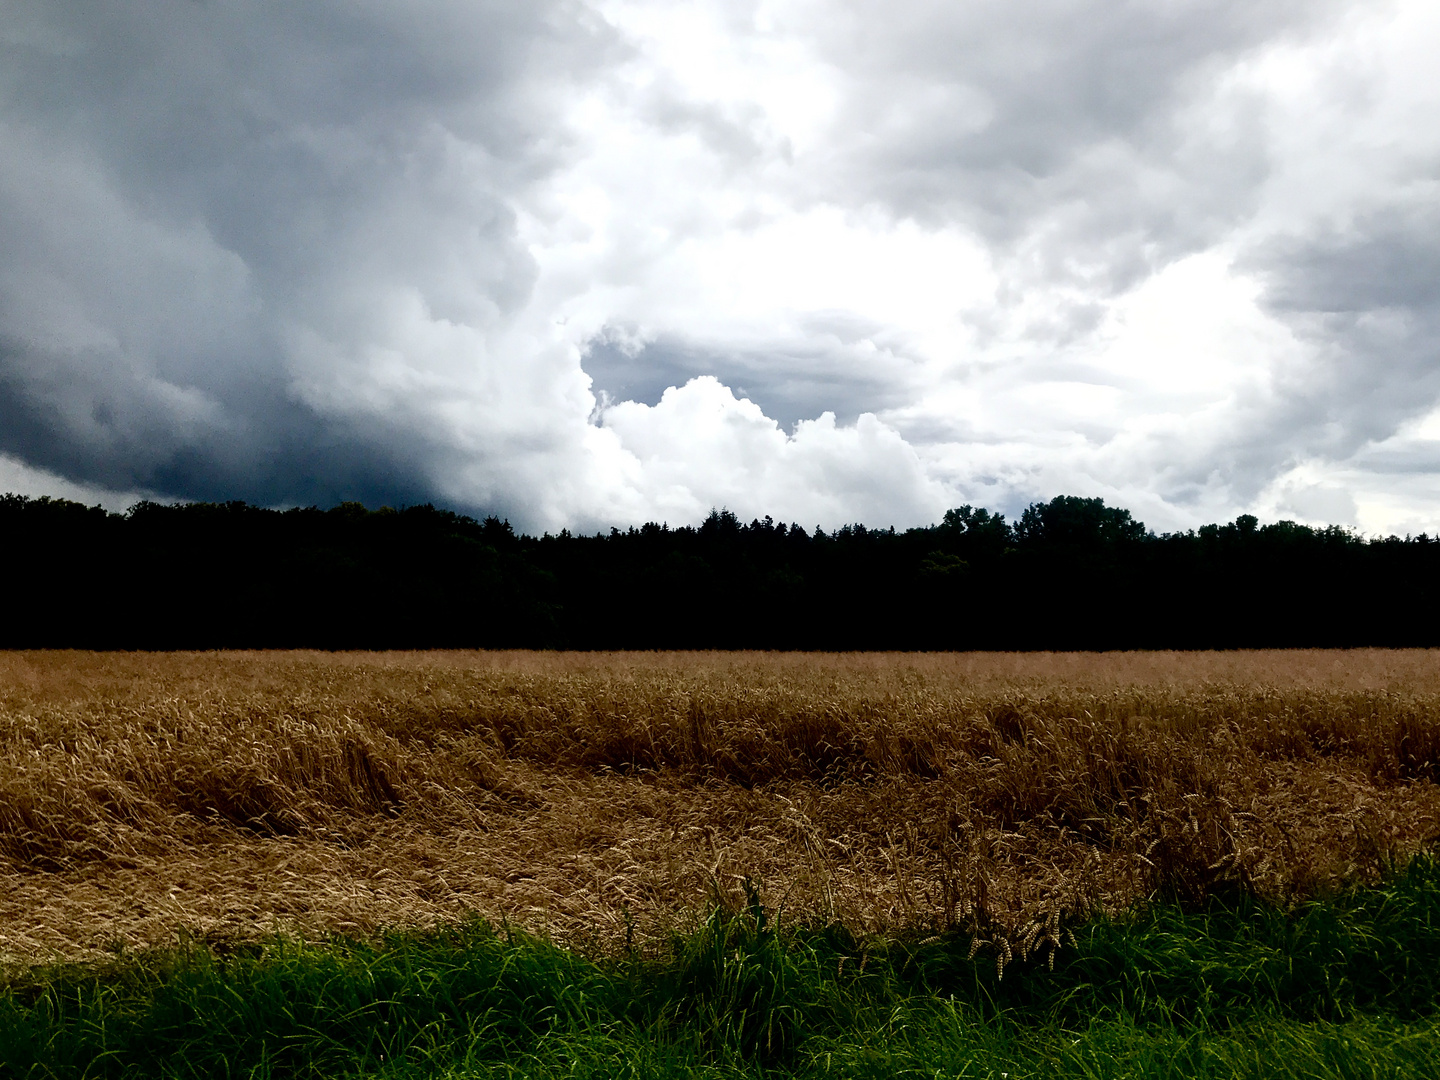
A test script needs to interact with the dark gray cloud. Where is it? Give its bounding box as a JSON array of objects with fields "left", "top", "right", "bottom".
[
  {"left": 1265, "top": 212, "right": 1440, "bottom": 314},
  {"left": 0, "top": 0, "right": 613, "bottom": 514},
  {"left": 806, "top": 1, "right": 1333, "bottom": 272},
  {"left": 1245, "top": 201, "right": 1440, "bottom": 472},
  {"left": 583, "top": 319, "right": 915, "bottom": 431},
  {"left": 0, "top": 339, "right": 434, "bottom": 508}
]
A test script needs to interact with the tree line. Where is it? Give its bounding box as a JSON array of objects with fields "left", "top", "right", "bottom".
[{"left": 3, "top": 492, "right": 1435, "bottom": 649}]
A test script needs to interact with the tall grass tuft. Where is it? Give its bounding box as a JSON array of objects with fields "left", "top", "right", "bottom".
[{"left": 7, "top": 856, "right": 1440, "bottom": 1078}]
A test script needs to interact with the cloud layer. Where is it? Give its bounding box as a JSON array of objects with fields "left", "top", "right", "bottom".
[{"left": 2, "top": 0, "right": 1438, "bottom": 533}]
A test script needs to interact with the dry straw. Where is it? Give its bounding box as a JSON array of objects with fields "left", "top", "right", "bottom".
[{"left": 4, "top": 649, "right": 1440, "bottom": 972}]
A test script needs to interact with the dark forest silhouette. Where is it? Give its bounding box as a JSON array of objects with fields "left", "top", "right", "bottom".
[{"left": 4, "top": 492, "right": 1435, "bottom": 649}]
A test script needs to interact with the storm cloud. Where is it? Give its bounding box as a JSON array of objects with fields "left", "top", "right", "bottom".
[{"left": 2, "top": 0, "right": 1438, "bottom": 533}]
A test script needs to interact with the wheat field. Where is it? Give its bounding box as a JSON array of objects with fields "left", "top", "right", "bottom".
[{"left": 5, "top": 649, "right": 1440, "bottom": 969}]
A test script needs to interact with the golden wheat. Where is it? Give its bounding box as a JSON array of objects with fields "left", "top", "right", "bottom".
[{"left": 3, "top": 649, "right": 1440, "bottom": 968}]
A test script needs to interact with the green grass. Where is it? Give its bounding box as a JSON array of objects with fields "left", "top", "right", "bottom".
[{"left": 6, "top": 859, "right": 1440, "bottom": 1079}]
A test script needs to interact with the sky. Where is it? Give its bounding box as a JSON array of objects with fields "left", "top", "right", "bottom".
[{"left": 2, "top": 0, "right": 1439, "bottom": 536}]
